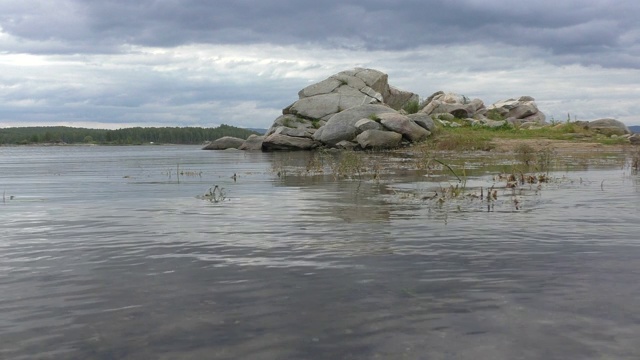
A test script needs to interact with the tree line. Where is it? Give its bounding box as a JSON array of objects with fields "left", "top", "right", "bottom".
[{"left": 0, "top": 125, "right": 258, "bottom": 145}]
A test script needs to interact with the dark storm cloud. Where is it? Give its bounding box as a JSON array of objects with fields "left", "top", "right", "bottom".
[{"left": 2, "top": 0, "right": 639, "bottom": 68}]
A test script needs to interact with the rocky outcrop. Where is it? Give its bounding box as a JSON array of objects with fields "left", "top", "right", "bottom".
[
  {"left": 262, "top": 68, "right": 423, "bottom": 151},
  {"left": 586, "top": 118, "right": 631, "bottom": 136},
  {"left": 315, "top": 104, "right": 397, "bottom": 146},
  {"left": 252, "top": 68, "right": 557, "bottom": 152},
  {"left": 487, "top": 96, "right": 546, "bottom": 124},
  {"left": 420, "top": 92, "right": 487, "bottom": 119},
  {"left": 421, "top": 94, "right": 546, "bottom": 129},
  {"left": 202, "top": 136, "right": 245, "bottom": 150}
]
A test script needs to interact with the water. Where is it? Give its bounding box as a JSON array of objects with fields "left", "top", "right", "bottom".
[{"left": 1, "top": 145, "right": 639, "bottom": 359}]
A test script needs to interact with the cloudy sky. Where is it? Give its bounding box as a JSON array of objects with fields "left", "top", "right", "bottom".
[{"left": 1, "top": 0, "right": 639, "bottom": 129}]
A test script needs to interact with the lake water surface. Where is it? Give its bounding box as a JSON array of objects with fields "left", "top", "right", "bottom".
[{"left": 1, "top": 145, "right": 639, "bottom": 359}]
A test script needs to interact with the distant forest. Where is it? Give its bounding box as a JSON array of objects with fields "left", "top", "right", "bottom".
[{"left": 0, "top": 124, "right": 258, "bottom": 145}]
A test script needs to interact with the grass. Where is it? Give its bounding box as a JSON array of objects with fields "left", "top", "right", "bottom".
[
  {"left": 282, "top": 116, "right": 307, "bottom": 128},
  {"left": 426, "top": 121, "right": 630, "bottom": 149},
  {"left": 425, "top": 128, "right": 496, "bottom": 151}
]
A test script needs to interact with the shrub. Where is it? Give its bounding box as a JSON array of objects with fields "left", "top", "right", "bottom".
[
  {"left": 486, "top": 109, "right": 505, "bottom": 121},
  {"left": 403, "top": 100, "right": 420, "bottom": 114}
]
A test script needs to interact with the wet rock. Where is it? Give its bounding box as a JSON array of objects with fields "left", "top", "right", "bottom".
[
  {"left": 356, "top": 130, "right": 403, "bottom": 149},
  {"left": 335, "top": 140, "right": 359, "bottom": 150},
  {"left": 202, "top": 136, "right": 245, "bottom": 150},
  {"left": 261, "top": 133, "right": 320, "bottom": 151},
  {"left": 238, "top": 135, "right": 264, "bottom": 151}
]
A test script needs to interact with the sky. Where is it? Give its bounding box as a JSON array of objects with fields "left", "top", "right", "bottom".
[{"left": 1, "top": 0, "right": 639, "bottom": 130}]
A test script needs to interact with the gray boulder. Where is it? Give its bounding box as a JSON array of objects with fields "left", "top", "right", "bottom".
[
  {"left": 629, "top": 134, "right": 640, "bottom": 145},
  {"left": 287, "top": 92, "right": 378, "bottom": 120},
  {"left": 420, "top": 92, "right": 486, "bottom": 119},
  {"left": 266, "top": 115, "right": 317, "bottom": 136},
  {"left": 385, "top": 85, "right": 419, "bottom": 111},
  {"left": 335, "top": 140, "right": 359, "bottom": 150},
  {"left": 355, "top": 118, "right": 383, "bottom": 132},
  {"left": 261, "top": 133, "right": 320, "bottom": 151},
  {"left": 408, "top": 113, "right": 436, "bottom": 132},
  {"left": 285, "top": 68, "right": 417, "bottom": 122},
  {"left": 482, "top": 119, "right": 507, "bottom": 128},
  {"left": 274, "top": 126, "right": 314, "bottom": 138},
  {"left": 356, "top": 130, "right": 403, "bottom": 149},
  {"left": 238, "top": 135, "right": 264, "bottom": 151},
  {"left": 202, "top": 136, "right": 245, "bottom": 150},
  {"left": 587, "top": 118, "right": 631, "bottom": 136},
  {"left": 379, "top": 113, "right": 431, "bottom": 142},
  {"left": 488, "top": 96, "right": 546, "bottom": 124},
  {"left": 317, "top": 104, "right": 397, "bottom": 146}
]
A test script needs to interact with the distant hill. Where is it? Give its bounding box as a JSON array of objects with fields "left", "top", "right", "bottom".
[
  {"left": 0, "top": 124, "right": 257, "bottom": 145},
  {"left": 629, "top": 125, "right": 640, "bottom": 133},
  {"left": 246, "top": 128, "right": 268, "bottom": 135}
]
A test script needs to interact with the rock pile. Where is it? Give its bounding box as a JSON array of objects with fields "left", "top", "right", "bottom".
[
  {"left": 202, "top": 67, "right": 637, "bottom": 151},
  {"left": 420, "top": 92, "right": 546, "bottom": 129},
  {"left": 258, "top": 68, "right": 428, "bottom": 151}
]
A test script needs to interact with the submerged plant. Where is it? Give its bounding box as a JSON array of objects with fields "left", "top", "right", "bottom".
[{"left": 199, "top": 185, "right": 227, "bottom": 203}]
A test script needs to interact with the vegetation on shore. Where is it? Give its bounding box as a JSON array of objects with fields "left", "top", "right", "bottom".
[
  {"left": 0, "top": 124, "right": 257, "bottom": 145},
  {"left": 424, "top": 120, "right": 631, "bottom": 152}
]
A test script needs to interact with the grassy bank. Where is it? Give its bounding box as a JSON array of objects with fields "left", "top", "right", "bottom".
[{"left": 423, "top": 121, "right": 630, "bottom": 152}]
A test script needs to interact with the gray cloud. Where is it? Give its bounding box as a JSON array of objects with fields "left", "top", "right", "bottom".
[
  {"left": 1, "top": 0, "right": 639, "bottom": 129},
  {"left": 2, "top": 0, "right": 639, "bottom": 68}
]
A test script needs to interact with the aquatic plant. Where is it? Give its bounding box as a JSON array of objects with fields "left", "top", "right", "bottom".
[{"left": 199, "top": 185, "right": 227, "bottom": 203}]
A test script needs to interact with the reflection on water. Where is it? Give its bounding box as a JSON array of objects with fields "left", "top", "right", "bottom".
[{"left": 1, "top": 145, "right": 640, "bottom": 359}]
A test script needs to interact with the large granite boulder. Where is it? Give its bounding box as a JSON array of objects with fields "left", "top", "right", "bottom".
[
  {"left": 261, "top": 68, "right": 423, "bottom": 150},
  {"left": 355, "top": 118, "right": 384, "bottom": 132},
  {"left": 587, "top": 118, "right": 631, "bottom": 136},
  {"left": 356, "top": 130, "right": 403, "bottom": 149},
  {"left": 261, "top": 133, "right": 320, "bottom": 151},
  {"left": 379, "top": 113, "right": 431, "bottom": 142},
  {"left": 315, "top": 104, "right": 397, "bottom": 146},
  {"left": 264, "top": 115, "right": 319, "bottom": 137},
  {"left": 488, "top": 96, "right": 546, "bottom": 124},
  {"left": 202, "top": 136, "right": 245, "bottom": 150},
  {"left": 286, "top": 68, "right": 417, "bottom": 121},
  {"left": 407, "top": 113, "right": 436, "bottom": 132},
  {"left": 238, "top": 135, "right": 264, "bottom": 151}
]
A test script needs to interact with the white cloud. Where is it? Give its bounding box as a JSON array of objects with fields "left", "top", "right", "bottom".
[{"left": 1, "top": 38, "right": 639, "bottom": 129}]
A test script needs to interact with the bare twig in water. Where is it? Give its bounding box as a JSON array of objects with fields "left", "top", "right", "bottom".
[{"left": 432, "top": 158, "right": 462, "bottom": 182}]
